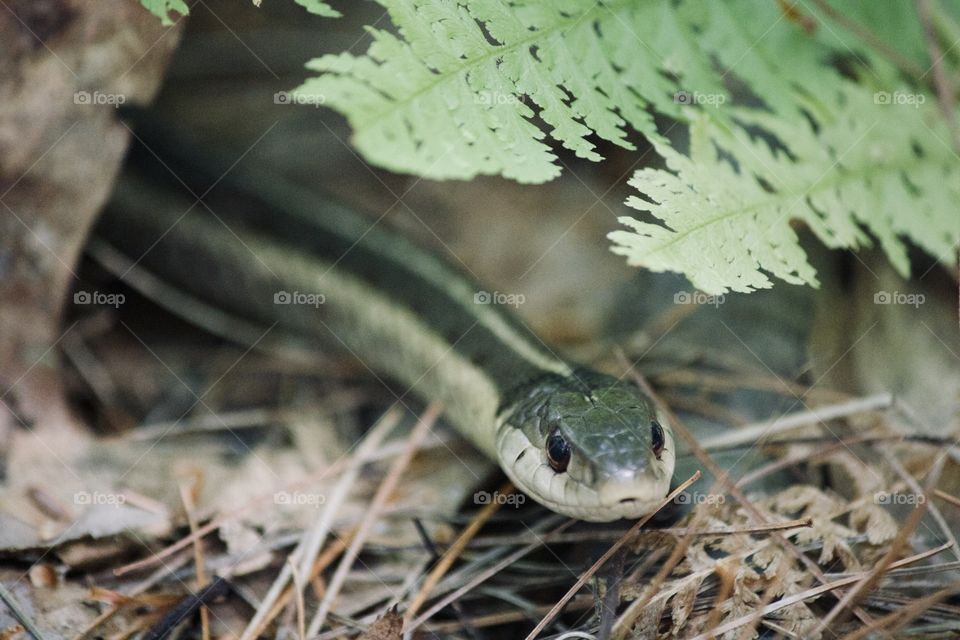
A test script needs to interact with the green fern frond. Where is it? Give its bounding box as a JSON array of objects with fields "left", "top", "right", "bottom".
[
  {"left": 297, "top": 0, "right": 957, "bottom": 292},
  {"left": 138, "top": 0, "right": 340, "bottom": 25},
  {"left": 139, "top": 0, "right": 189, "bottom": 26},
  {"left": 293, "top": 0, "right": 341, "bottom": 17},
  {"left": 296, "top": 0, "right": 720, "bottom": 183},
  {"left": 610, "top": 86, "right": 960, "bottom": 294}
]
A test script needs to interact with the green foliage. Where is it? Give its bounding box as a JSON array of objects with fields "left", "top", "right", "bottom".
[
  {"left": 296, "top": 0, "right": 959, "bottom": 293},
  {"left": 139, "top": 0, "right": 189, "bottom": 26},
  {"left": 293, "top": 0, "right": 340, "bottom": 17},
  {"left": 138, "top": 0, "right": 340, "bottom": 26}
]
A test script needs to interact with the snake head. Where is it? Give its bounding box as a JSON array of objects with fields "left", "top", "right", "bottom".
[{"left": 495, "top": 371, "right": 675, "bottom": 521}]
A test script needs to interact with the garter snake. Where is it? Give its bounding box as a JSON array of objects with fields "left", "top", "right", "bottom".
[{"left": 92, "top": 161, "right": 676, "bottom": 522}]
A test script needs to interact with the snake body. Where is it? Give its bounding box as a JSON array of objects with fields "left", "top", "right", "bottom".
[{"left": 94, "top": 166, "right": 675, "bottom": 521}]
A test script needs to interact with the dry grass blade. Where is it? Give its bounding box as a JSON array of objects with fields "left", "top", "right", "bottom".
[
  {"left": 523, "top": 471, "right": 702, "bottom": 640},
  {"left": 307, "top": 403, "right": 441, "bottom": 635},
  {"left": 238, "top": 407, "right": 402, "bottom": 640}
]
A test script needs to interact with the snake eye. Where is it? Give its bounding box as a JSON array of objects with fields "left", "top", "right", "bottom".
[
  {"left": 651, "top": 421, "right": 665, "bottom": 459},
  {"left": 546, "top": 430, "right": 570, "bottom": 473}
]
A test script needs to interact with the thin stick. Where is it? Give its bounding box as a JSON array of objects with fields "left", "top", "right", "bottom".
[
  {"left": 238, "top": 408, "right": 401, "bottom": 640},
  {"left": 307, "top": 403, "right": 440, "bottom": 635},
  {"left": 142, "top": 578, "right": 230, "bottom": 640},
  {"left": 178, "top": 475, "right": 210, "bottom": 640},
  {"left": 698, "top": 393, "right": 892, "bottom": 451},
  {"left": 406, "top": 516, "right": 572, "bottom": 632},
  {"left": 404, "top": 478, "right": 513, "bottom": 623},
  {"left": 0, "top": 582, "right": 44, "bottom": 640},
  {"left": 935, "top": 488, "right": 960, "bottom": 509},
  {"left": 287, "top": 558, "right": 306, "bottom": 640},
  {"left": 523, "top": 471, "right": 702, "bottom": 640}
]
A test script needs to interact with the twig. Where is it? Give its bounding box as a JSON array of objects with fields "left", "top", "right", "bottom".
[
  {"left": 596, "top": 548, "right": 626, "bottom": 640},
  {"left": 404, "top": 477, "right": 513, "bottom": 623},
  {"left": 406, "top": 515, "right": 571, "bottom": 632},
  {"left": 935, "top": 488, "right": 960, "bottom": 509},
  {"left": 177, "top": 473, "right": 210, "bottom": 640},
  {"left": 613, "top": 477, "right": 717, "bottom": 637},
  {"left": 287, "top": 559, "right": 306, "bottom": 640},
  {"left": 685, "top": 542, "right": 954, "bottom": 640},
  {"left": 443, "top": 517, "right": 810, "bottom": 549},
  {"left": 0, "top": 582, "right": 45, "bottom": 640},
  {"left": 523, "top": 471, "right": 702, "bottom": 640},
  {"left": 736, "top": 432, "right": 891, "bottom": 488},
  {"left": 238, "top": 408, "right": 401, "bottom": 640},
  {"left": 307, "top": 403, "right": 440, "bottom": 635},
  {"left": 142, "top": 577, "right": 230, "bottom": 640},
  {"left": 698, "top": 393, "right": 892, "bottom": 451}
]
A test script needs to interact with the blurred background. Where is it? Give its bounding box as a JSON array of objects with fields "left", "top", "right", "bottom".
[{"left": 1, "top": 1, "right": 959, "bottom": 637}]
